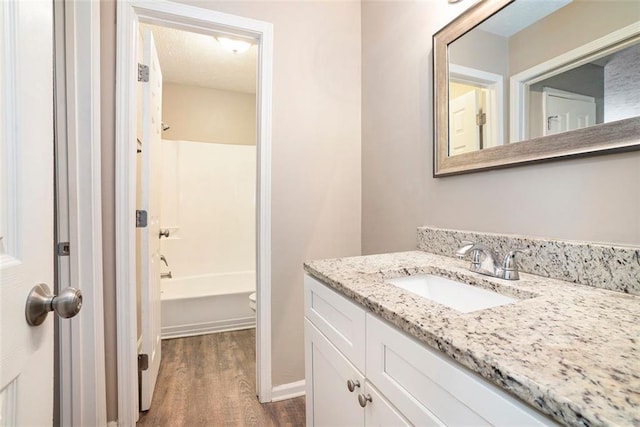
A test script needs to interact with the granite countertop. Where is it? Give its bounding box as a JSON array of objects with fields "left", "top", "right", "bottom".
[{"left": 303, "top": 251, "right": 640, "bottom": 427}]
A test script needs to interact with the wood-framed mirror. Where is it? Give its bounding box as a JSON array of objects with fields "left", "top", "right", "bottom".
[{"left": 433, "top": 0, "right": 640, "bottom": 177}]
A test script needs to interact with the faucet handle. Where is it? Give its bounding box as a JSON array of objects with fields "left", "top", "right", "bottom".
[
  {"left": 502, "top": 248, "right": 531, "bottom": 280},
  {"left": 455, "top": 241, "right": 476, "bottom": 259}
]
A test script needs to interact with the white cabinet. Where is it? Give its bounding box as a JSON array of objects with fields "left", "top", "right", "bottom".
[
  {"left": 304, "top": 273, "right": 556, "bottom": 427},
  {"left": 305, "top": 318, "right": 411, "bottom": 427},
  {"left": 305, "top": 319, "right": 365, "bottom": 426},
  {"left": 364, "top": 382, "right": 412, "bottom": 427},
  {"left": 304, "top": 273, "right": 366, "bottom": 370}
]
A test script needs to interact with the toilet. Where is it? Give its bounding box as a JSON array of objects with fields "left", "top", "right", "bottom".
[{"left": 249, "top": 292, "right": 256, "bottom": 312}]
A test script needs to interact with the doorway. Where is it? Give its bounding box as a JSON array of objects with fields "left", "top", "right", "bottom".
[
  {"left": 115, "top": 2, "right": 274, "bottom": 425},
  {"left": 135, "top": 21, "right": 259, "bottom": 412},
  {"left": 448, "top": 64, "right": 504, "bottom": 155}
]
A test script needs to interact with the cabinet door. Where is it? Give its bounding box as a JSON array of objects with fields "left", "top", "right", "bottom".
[
  {"left": 305, "top": 319, "right": 365, "bottom": 427},
  {"left": 364, "top": 382, "right": 412, "bottom": 427},
  {"left": 366, "top": 314, "right": 552, "bottom": 426},
  {"left": 305, "top": 274, "right": 366, "bottom": 370}
]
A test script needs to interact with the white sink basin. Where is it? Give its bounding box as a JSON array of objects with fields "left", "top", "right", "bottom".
[{"left": 386, "top": 274, "right": 517, "bottom": 313}]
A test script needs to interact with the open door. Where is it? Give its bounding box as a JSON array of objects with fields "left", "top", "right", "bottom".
[
  {"left": 138, "top": 27, "right": 164, "bottom": 412},
  {"left": 0, "top": 1, "right": 56, "bottom": 424}
]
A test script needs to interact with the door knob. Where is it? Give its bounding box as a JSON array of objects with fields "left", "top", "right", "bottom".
[
  {"left": 25, "top": 283, "right": 83, "bottom": 326},
  {"left": 159, "top": 229, "right": 170, "bottom": 238}
]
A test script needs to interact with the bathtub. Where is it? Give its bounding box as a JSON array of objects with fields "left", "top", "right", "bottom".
[{"left": 160, "top": 271, "right": 256, "bottom": 339}]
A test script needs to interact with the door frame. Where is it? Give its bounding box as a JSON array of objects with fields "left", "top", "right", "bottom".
[
  {"left": 53, "top": 1, "right": 107, "bottom": 425},
  {"left": 115, "top": 1, "right": 274, "bottom": 425},
  {"left": 449, "top": 64, "right": 504, "bottom": 148},
  {"left": 509, "top": 22, "right": 640, "bottom": 143}
]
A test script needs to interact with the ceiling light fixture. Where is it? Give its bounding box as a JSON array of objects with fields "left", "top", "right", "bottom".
[{"left": 216, "top": 36, "right": 252, "bottom": 54}]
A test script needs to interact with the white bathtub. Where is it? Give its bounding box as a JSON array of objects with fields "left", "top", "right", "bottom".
[{"left": 161, "top": 271, "right": 256, "bottom": 339}]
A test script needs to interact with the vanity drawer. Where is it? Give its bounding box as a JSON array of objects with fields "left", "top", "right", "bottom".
[
  {"left": 366, "top": 314, "right": 553, "bottom": 426},
  {"left": 304, "top": 274, "right": 366, "bottom": 371}
]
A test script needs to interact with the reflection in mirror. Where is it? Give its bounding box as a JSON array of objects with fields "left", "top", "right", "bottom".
[{"left": 447, "top": 0, "right": 640, "bottom": 156}]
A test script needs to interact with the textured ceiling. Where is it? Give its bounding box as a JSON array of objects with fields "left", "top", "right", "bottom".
[
  {"left": 479, "top": 0, "right": 572, "bottom": 38},
  {"left": 143, "top": 24, "right": 257, "bottom": 94}
]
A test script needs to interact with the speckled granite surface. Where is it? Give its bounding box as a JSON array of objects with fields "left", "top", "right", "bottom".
[
  {"left": 417, "top": 227, "right": 640, "bottom": 296},
  {"left": 304, "top": 251, "right": 640, "bottom": 427}
]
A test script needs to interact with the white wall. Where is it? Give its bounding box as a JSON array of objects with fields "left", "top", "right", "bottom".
[
  {"left": 159, "top": 141, "right": 256, "bottom": 279},
  {"left": 362, "top": 0, "right": 640, "bottom": 257}
]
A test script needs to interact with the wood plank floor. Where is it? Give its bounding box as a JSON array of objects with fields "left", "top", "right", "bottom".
[{"left": 137, "top": 329, "right": 306, "bottom": 427}]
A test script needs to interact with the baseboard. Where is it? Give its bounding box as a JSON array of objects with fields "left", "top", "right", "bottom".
[
  {"left": 161, "top": 317, "right": 256, "bottom": 339},
  {"left": 271, "top": 380, "right": 306, "bottom": 402}
]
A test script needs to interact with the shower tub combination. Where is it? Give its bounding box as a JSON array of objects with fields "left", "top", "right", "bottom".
[{"left": 160, "top": 271, "right": 256, "bottom": 339}]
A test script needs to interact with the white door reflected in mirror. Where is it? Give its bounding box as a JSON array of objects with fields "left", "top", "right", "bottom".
[{"left": 543, "top": 88, "right": 596, "bottom": 137}]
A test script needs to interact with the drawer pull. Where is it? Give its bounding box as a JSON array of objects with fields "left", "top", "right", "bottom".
[
  {"left": 346, "top": 379, "right": 360, "bottom": 392},
  {"left": 358, "top": 393, "right": 372, "bottom": 407}
]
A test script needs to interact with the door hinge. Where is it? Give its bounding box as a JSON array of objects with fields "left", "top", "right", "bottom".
[
  {"left": 138, "top": 354, "right": 149, "bottom": 371},
  {"left": 476, "top": 112, "right": 486, "bottom": 126},
  {"left": 57, "top": 242, "right": 70, "bottom": 256},
  {"left": 138, "top": 63, "right": 149, "bottom": 82},
  {"left": 136, "top": 210, "right": 148, "bottom": 228}
]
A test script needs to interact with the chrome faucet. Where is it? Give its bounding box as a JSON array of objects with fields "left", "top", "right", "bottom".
[{"left": 456, "top": 241, "right": 530, "bottom": 280}]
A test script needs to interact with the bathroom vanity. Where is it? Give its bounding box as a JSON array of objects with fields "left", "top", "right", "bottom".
[
  {"left": 304, "top": 273, "right": 552, "bottom": 426},
  {"left": 303, "top": 229, "right": 640, "bottom": 426}
]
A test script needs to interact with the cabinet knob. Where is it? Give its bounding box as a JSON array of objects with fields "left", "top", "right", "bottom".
[
  {"left": 346, "top": 379, "right": 360, "bottom": 392},
  {"left": 358, "top": 393, "right": 372, "bottom": 408}
]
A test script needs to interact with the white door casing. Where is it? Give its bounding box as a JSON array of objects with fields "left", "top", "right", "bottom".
[
  {"left": 0, "top": 1, "right": 55, "bottom": 425},
  {"left": 449, "top": 64, "right": 504, "bottom": 148},
  {"left": 543, "top": 87, "right": 596, "bottom": 136},
  {"left": 53, "top": 1, "right": 107, "bottom": 424},
  {"left": 139, "top": 27, "right": 163, "bottom": 411},
  {"left": 116, "top": 3, "right": 273, "bottom": 424}
]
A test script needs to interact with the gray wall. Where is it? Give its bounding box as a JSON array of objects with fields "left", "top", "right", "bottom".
[
  {"left": 605, "top": 44, "right": 640, "bottom": 122},
  {"left": 361, "top": 0, "right": 640, "bottom": 257}
]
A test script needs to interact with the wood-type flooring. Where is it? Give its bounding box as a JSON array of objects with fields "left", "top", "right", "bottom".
[{"left": 137, "top": 329, "right": 305, "bottom": 426}]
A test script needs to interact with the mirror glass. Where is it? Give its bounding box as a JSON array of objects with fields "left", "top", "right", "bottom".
[{"left": 446, "top": 0, "right": 640, "bottom": 157}]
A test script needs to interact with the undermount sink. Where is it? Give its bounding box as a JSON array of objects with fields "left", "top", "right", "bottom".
[{"left": 386, "top": 274, "right": 517, "bottom": 313}]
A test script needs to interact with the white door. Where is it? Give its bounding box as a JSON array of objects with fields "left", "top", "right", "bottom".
[
  {"left": 543, "top": 87, "right": 596, "bottom": 136},
  {"left": 139, "top": 28, "right": 164, "bottom": 411},
  {"left": 0, "top": 1, "right": 55, "bottom": 425},
  {"left": 449, "top": 90, "right": 480, "bottom": 156}
]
